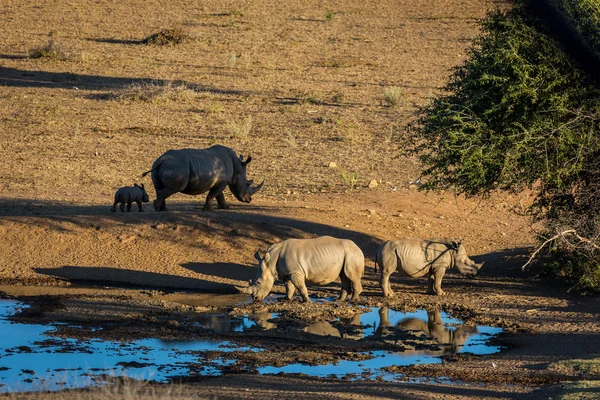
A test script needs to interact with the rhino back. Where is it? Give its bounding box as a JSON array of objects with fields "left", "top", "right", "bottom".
[
  {"left": 391, "top": 238, "right": 453, "bottom": 277},
  {"left": 276, "top": 236, "right": 347, "bottom": 285},
  {"left": 115, "top": 187, "right": 140, "bottom": 202}
]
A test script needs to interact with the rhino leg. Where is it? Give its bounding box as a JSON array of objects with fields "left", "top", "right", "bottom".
[
  {"left": 290, "top": 273, "right": 311, "bottom": 303},
  {"left": 428, "top": 269, "right": 446, "bottom": 296},
  {"left": 350, "top": 279, "right": 362, "bottom": 301},
  {"left": 154, "top": 187, "right": 177, "bottom": 211},
  {"left": 339, "top": 274, "right": 351, "bottom": 301},
  {"left": 203, "top": 183, "right": 227, "bottom": 211},
  {"left": 126, "top": 201, "right": 133, "bottom": 212},
  {"left": 284, "top": 280, "right": 296, "bottom": 300},
  {"left": 426, "top": 274, "right": 435, "bottom": 295},
  {"left": 111, "top": 201, "right": 118, "bottom": 212},
  {"left": 216, "top": 192, "right": 230, "bottom": 209},
  {"left": 136, "top": 200, "right": 143, "bottom": 212},
  {"left": 119, "top": 202, "right": 126, "bottom": 212},
  {"left": 381, "top": 272, "right": 395, "bottom": 297}
]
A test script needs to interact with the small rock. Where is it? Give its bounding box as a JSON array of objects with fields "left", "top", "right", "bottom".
[
  {"left": 328, "top": 162, "right": 337, "bottom": 168},
  {"left": 368, "top": 179, "right": 378, "bottom": 189},
  {"left": 366, "top": 209, "right": 376, "bottom": 216}
]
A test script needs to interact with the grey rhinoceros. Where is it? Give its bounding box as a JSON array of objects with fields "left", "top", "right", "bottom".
[
  {"left": 141, "top": 145, "right": 263, "bottom": 211},
  {"left": 235, "top": 236, "right": 365, "bottom": 302},
  {"left": 111, "top": 183, "right": 149, "bottom": 212},
  {"left": 375, "top": 238, "right": 482, "bottom": 297}
]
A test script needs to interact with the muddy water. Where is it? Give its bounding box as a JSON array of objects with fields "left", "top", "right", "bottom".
[{"left": 0, "top": 298, "right": 503, "bottom": 392}]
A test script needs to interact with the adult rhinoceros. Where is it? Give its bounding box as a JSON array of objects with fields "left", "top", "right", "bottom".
[
  {"left": 142, "top": 145, "right": 263, "bottom": 211},
  {"left": 375, "top": 238, "right": 482, "bottom": 297},
  {"left": 235, "top": 236, "right": 365, "bottom": 302}
]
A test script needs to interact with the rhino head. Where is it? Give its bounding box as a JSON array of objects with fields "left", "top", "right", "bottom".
[
  {"left": 452, "top": 241, "right": 483, "bottom": 278},
  {"left": 229, "top": 155, "right": 264, "bottom": 203},
  {"left": 134, "top": 183, "right": 150, "bottom": 203},
  {"left": 234, "top": 251, "right": 275, "bottom": 301}
]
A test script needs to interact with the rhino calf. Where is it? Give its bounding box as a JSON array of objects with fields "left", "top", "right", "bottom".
[
  {"left": 376, "top": 238, "right": 482, "bottom": 297},
  {"left": 111, "top": 183, "right": 149, "bottom": 212},
  {"left": 235, "top": 236, "right": 365, "bottom": 302}
]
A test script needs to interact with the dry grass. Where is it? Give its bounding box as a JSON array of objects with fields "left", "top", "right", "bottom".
[
  {"left": 115, "top": 81, "right": 198, "bottom": 103},
  {"left": 29, "top": 39, "right": 70, "bottom": 60},
  {"left": 0, "top": 0, "right": 501, "bottom": 201},
  {"left": 225, "top": 116, "right": 253, "bottom": 139},
  {"left": 384, "top": 86, "right": 404, "bottom": 107},
  {"left": 142, "top": 27, "right": 188, "bottom": 45},
  {"left": 5, "top": 377, "right": 200, "bottom": 400}
]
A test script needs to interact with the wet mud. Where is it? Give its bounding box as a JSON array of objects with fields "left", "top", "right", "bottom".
[{"left": 0, "top": 288, "right": 506, "bottom": 392}]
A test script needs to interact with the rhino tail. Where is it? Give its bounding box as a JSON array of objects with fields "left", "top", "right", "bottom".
[{"left": 141, "top": 159, "right": 164, "bottom": 178}]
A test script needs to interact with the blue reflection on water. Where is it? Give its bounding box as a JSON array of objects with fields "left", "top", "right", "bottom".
[{"left": 0, "top": 301, "right": 251, "bottom": 393}]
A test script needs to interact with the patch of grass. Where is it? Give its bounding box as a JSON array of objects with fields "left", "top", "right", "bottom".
[
  {"left": 115, "top": 81, "right": 197, "bottom": 103},
  {"left": 284, "top": 129, "right": 298, "bottom": 148},
  {"left": 226, "top": 116, "right": 253, "bottom": 139},
  {"left": 142, "top": 26, "right": 188, "bottom": 45},
  {"left": 228, "top": 9, "right": 244, "bottom": 17},
  {"left": 226, "top": 53, "right": 238, "bottom": 68},
  {"left": 340, "top": 169, "right": 360, "bottom": 190},
  {"left": 549, "top": 358, "right": 600, "bottom": 377},
  {"left": 325, "top": 11, "right": 335, "bottom": 21},
  {"left": 335, "top": 117, "right": 363, "bottom": 144},
  {"left": 29, "top": 39, "right": 69, "bottom": 60},
  {"left": 551, "top": 380, "right": 600, "bottom": 400},
  {"left": 383, "top": 86, "right": 404, "bottom": 107},
  {"left": 331, "top": 91, "right": 344, "bottom": 104}
]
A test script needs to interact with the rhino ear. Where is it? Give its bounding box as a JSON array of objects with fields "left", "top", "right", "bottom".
[
  {"left": 141, "top": 183, "right": 145, "bottom": 189},
  {"left": 134, "top": 183, "right": 139, "bottom": 187},
  {"left": 244, "top": 155, "right": 252, "bottom": 166},
  {"left": 451, "top": 240, "right": 461, "bottom": 250},
  {"left": 254, "top": 251, "right": 262, "bottom": 262},
  {"left": 263, "top": 253, "right": 271, "bottom": 263}
]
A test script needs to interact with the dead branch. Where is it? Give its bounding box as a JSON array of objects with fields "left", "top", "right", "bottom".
[{"left": 520, "top": 229, "right": 600, "bottom": 271}]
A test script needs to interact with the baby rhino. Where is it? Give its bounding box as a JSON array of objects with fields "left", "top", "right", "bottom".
[
  {"left": 111, "top": 183, "right": 149, "bottom": 212},
  {"left": 235, "top": 236, "right": 365, "bottom": 302},
  {"left": 376, "top": 238, "right": 482, "bottom": 296}
]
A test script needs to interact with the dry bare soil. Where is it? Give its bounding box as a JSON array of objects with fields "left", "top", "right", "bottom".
[{"left": 1, "top": 0, "right": 599, "bottom": 399}]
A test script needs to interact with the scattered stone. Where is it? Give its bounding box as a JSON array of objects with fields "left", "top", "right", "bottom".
[
  {"left": 368, "top": 179, "right": 378, "bottom": 189},
  {"left": 328, "top": 162, "right": 337, "bottom": 168}
]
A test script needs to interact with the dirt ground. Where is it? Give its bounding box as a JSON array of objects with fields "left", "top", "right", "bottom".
[{"left": 1, "top": 0, "right": 599, "bottom": 399}]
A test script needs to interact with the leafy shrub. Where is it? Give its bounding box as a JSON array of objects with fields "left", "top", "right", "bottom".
[{"left": 409, "top": 2, "right": 600, "bottom": 292}]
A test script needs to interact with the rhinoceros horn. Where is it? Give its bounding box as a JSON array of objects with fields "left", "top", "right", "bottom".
[
  {"left": 234, "top": 285, "right": 252, "bottom": 294},
  {"left": 249, "top": 180, "right": 264, "bottom": 195}
]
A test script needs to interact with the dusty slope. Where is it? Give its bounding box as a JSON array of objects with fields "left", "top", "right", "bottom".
[{"left": 1, "top": 0, "right": 599, "bottom": 398}]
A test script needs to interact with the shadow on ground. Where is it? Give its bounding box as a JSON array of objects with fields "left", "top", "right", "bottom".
[
  {"left": 0, "top": 66, "right": 251, "bottom": 96},
  {"left": 181, "top": 262, "right": 256, "bottom": 282},
  {"left": 0, "top": 197, "right": 384, "bottom": 256},
  {"left": 33, "top": 266, "right": 237, "bottom": 292}
]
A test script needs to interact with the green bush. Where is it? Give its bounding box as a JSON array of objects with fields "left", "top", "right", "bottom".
[{"left": 409, "top": 2, "right": 600, "bottom": 292}]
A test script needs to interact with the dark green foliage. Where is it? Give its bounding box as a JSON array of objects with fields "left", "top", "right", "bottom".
[
  {"left": 544, "top": 0, "right": 600, "bottom": 64},
  {"left": 410, "top": 3, "right": 600, "bottom": 292},
  {"left": 541, "top": 251, "right": 600, "bottom": 295}
]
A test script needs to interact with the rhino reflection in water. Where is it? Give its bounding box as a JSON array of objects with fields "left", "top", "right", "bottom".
[
  {"left": 376, "top": 307, "right": 478, "bottom": 354},
  {"left": 303, "top": 314, "right": 363, "bottom": 339}
]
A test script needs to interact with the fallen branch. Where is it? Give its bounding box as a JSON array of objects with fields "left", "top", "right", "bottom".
[{"left": 520, "top": 229, "right": 600, "bottom": 270}]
